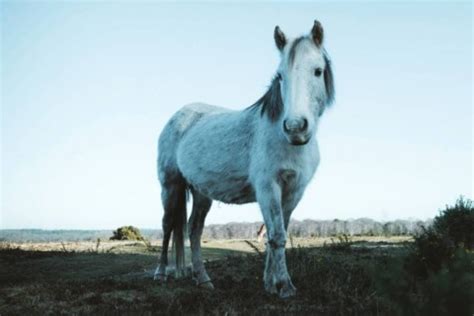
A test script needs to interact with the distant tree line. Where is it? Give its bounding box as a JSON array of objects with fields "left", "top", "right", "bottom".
[
  {"left": 201, "top": 218, "right": 432, "bottom": 240},
  {"left": 0, "top": 218, "right": 432, "bottom": 242}
]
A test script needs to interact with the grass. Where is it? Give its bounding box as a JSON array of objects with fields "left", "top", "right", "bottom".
[{"left": 0, "top": 237, "right": 469, "bottom": 315}]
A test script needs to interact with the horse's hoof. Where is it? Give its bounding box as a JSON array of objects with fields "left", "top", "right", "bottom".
[
  {"left": 154, "top": 264, "right": 168, "bottom": 283},
  {"left": 154, "top": 273, "right": 167, "bottom": 283},
  {"left": 278, "top": 282, "right": 297, "bottom": 299},
  {"left": 264, "top": 282, "right": 278, "bottom": 295},
  {"left": 198, "top": 281, "right": 215, "bottom": 290}
]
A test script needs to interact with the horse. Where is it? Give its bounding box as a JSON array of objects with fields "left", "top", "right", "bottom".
[{"left": 154, "top": 20, "right": 335, "bottom": 298}]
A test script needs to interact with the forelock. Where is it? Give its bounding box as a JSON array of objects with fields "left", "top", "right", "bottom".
[{"left": 288, "top": 36, "right": 305, "bottom": 66}]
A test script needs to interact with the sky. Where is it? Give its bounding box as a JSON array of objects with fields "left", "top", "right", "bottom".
[{"left": 1, "top": 1, "right": 472, "bottom": 229}]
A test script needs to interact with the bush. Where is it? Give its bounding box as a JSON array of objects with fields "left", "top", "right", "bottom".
[
  {"left": 419, "top": 249, "right": 474, "bottom": 316},
  {"left": 408, "top": 227, "right": 456, "bottom": 277},
  {"left": 110, "top": 226, "right": 144, "bottom": 241},
  {"left": 374, "top": 197, "right": 474, "bottom": 315},
  {"left": 409, "top": 197, "right": 473, "bottom": 277},
  {"left": 433, "top": 196, "right": 474, "bottom": 249}
]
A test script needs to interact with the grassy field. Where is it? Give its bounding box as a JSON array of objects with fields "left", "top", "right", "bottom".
[{"left": 0, "top": 236, "right": 469, "bottom": 315}]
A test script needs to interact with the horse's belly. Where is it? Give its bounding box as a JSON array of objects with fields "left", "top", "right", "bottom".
[
  {"left": 186, "top": 173, "right": 256, "bottom": 205},
  {"left": 176, "top": 111, "right": 255, "bottom": 204}
]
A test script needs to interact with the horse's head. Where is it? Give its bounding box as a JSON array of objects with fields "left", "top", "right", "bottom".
[{"left": 273, "top": 20, "right": 334, "bottom": 146}]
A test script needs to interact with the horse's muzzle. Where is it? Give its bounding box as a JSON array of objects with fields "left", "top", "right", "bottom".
[
  {"left": 283, "top": 117, "right": 308, "bottom": 134},
  {"left": 283, "top": 117, "right": 310, "bottom": 145},
  {"left": 288, "top": 135, "right": 311, "bottom": 146}
]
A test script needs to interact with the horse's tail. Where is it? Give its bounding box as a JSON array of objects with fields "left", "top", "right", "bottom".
[
  {"left": 169, "top": 175, "right": 188, "bottom": 278},
  {"left": 157, "top": 110, "right": 190, "bottom": 278}
]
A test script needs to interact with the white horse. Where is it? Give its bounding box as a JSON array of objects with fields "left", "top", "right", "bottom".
[{"left": 154, "top": 20, "right": 335, "bottom": 298}]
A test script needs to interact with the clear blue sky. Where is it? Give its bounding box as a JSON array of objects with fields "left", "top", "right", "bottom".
[{"left": 1, "top": 1, "right": 472, "bottom": 229}]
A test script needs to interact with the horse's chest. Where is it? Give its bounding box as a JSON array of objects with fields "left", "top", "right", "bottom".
[
  {"left": 277, "top": 168, "right": 307, "bottom": 199},
  {"left": 278, "top": 147, "right": 319, "bottom": 183},
  {"left": 269, "top": 144, "right": 320, "bottom": 203}
]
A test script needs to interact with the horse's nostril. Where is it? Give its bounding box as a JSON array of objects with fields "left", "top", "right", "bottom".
[
  {"left": 283, "top": 120, "right": 290, "bottom": 133},
  {"left": 301, "top": 118, "right": 308, "bottom": 132}
]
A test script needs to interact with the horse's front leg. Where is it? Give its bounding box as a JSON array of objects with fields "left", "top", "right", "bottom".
[{"left": 256, "top": 180, "right": 296, "bottom": 298}]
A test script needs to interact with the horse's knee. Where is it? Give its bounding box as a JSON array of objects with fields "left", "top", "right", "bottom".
[{"left": 268, "top": 231, "right": 286, "bottom": 249}]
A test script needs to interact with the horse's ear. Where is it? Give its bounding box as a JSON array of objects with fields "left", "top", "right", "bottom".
[
  {"left": 274, "top": 26, "right": 287, "bottom": 51},
  {"left": 311, "top": 20, "right": 324, "bottom": 47}
]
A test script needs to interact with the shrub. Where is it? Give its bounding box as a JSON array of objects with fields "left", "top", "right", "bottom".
[
  {"left": 324, "top": 234, "right": 353, "bottom": 252},
  {"left": 374, "top": 197, "right": 474, "bottom": 315},
  {"left": 418, "top": 249, "right": 474, "bottom": 316},
  {"left": 408, "top": 227, "right": 456, "bottom": 278},
  {"left": 110, "top": 226, "right": 144, "bottom": 241},
  {"left": 409, "top": 196, "right": 473, "bottom": 277},
  {"left": 433, "top": 196, "right": 474, "bottom": 249}
]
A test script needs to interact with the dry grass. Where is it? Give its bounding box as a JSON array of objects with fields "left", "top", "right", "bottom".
[
  {"left": 2, "top": 236, "right": 411, "bottom": 256},
  {"left": 202, "top": 235, "right": 411, "bottom": 253},
  {"left": 0, "top": 236, "right": 416, "bottom": 315}
]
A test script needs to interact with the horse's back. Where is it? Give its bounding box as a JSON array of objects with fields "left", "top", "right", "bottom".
[
  {"left": 157, "top": 103, "right": 230, "bottom": 183},
  {"left": 181, "top": 103, "right": 230, "bottom": 116},
  {"left": 162, "top": 103, "right": 228, "bottom": 135}
]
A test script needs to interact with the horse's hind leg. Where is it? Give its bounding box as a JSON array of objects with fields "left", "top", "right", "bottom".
[
  {"left": 154, "top": 188, "right": 174, "bottom": 282},
  {"left": 188, "top": 189, "right": 213, "bottom": 289},
  {"left": 154, "top": 178, "right": 187, "bottom": 282}
]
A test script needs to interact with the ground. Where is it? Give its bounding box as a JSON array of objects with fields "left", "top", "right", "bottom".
[{"left": 0, "top": 237, "right": 415, "bottom": 315}]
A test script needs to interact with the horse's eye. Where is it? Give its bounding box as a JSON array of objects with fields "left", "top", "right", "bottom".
[
  {"left": 277, "top": 73, "right": 282, "bottom": 81},
  {"left": 314, "top": 68, "right": 323, "bottom": 77}
]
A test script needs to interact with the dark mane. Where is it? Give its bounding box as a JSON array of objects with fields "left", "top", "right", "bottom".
[
  {"left": 323, "top": 52, "right": 335, "bottom": 106},
  {"left": 247, "top": 76, "right": 283, "bottom": 122}
]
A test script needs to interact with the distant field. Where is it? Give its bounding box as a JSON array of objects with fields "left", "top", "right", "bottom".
[
  {"left": 4, "top": 235, "right": 411, "bottom": 253},
  {"left": 0, "top": 237, "right": 415, "bottom": 315}
]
